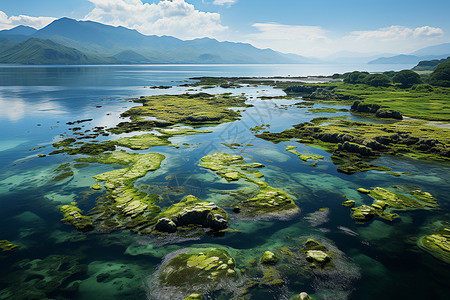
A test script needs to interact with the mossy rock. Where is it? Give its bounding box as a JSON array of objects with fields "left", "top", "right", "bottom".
[
  {"left": 91, "top": 183, "right": 103, "bottom": 190},
  {"left": 155, "top": 195, "right": 229, "bottom": 232},
  {"left": 156, "top": 248, "right": 237, "bottom": 296},
  {"left": 60, "top": 204, "right": 94, "bottom": 232},
  {"left": 261, "top": 266, "right": 285, "bottom": 286},
  {"left": 240, "top": 187, "right": 299, "bottom": 218},
  {"left": 342, "top": 200, "right": 355, "bottom": 207},
  {"left": 259, "top": 251, "right": 279, "bottom": 265},
  {"left": 300, "top": 239, "right": 334, "bottom": 269},
  {"left": 183, "top": 294, "right": 203, "bottom": 300},
  {"left": 351, "top": 205, "right": 376, "bottom": 221},
  {"left": 0, "top": 240, "right": 20, "bottom": 252},
  {"left": 357, "top": 188, "right": 371, "bottom": 194},
  {"left": 418, "top": 226, "right": 450, "bottom": 264}
]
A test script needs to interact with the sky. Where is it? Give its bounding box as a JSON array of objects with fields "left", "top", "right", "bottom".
[{"left": 1, "top": 0, "right": 450, "bottom": 57}]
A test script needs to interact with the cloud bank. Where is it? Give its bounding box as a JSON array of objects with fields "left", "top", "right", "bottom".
[
  {"left": 0, "top": 10, "right": 55, "bottom": 30},
  {"left": 247, "top": 23, "right": 446, "bottom": 57},
  {"left": 84, "top": 0, "right": 227, "bottom": 39}
]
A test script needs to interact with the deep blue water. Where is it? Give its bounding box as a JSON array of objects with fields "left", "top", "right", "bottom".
[{"left": 0, "top": 64, "right": 449, "bottom": 300}]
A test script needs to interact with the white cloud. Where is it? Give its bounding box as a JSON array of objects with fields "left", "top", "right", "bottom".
[
  {"left": 85, "top": 0, "right": 228, "bottom": 39},
  {"left": 213, "top": 0, "right": 237, "bottom": 6},
  {"left": 0, "top": 10, "right": 55, "bottom": 30},
  {"left": 246, "top": 23, "right": 447, "bottom": 57},
  {"left": 413, "top": 26, "right": 444, "bottom": 38},
  {"left": 245, "top": 23, "right": 332, "bottom": 56}
]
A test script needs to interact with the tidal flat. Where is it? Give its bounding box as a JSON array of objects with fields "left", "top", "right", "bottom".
[{"left": 0, "top": 66, "right": 449, "bottom": 300}]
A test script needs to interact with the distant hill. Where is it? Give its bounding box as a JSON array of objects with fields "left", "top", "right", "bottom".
[
  {"left": 0, "top": 17, "right": 310, "bottom": 65},
  {"left": 0, "top": 25, "right": 37, "bottom": 36},
  {"left": 368, "top": 43, "right": 450, "bottom": 65},
  {"left": 412, "top": 57, "right": 450, "bottom": 71},
  {"left": 0, "top": 38, "right": 113, "bottom": 65},
  {"left": 111, "top": 50, "right": 151, "bottom": 64},
  {"left": 412, "top": 43, "right": 450, "bottom": 57}
]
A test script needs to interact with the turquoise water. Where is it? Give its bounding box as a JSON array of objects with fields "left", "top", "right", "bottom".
[{"left": 0, "top": 64, "right": 449, "bottom": 299}]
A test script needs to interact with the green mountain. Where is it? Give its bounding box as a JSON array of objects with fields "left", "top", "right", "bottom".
[
  {"left": 0, "top": 38, "right": 113, "bottom": 65},
  {"left": 25, "top": 17, "right": 310, "bottom": 64},
  {"left": 412, "top": 57, "right": 450, "bottom": 71}
]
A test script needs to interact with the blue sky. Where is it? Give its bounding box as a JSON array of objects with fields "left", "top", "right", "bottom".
[{"left": 1, "top": 0, "right": 449, "bottom": 57}]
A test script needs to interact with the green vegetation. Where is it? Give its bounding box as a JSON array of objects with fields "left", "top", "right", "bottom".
[
  {"left": 74, "top": 151, "right": 165, "bottom": 233},
  {"left": 111, "top": 93, "right": 249, "bottom": 134},
  {"left": 60, "top": 203, "right": 94, "bottom": 232},
  {"left": 157, "top": 248, "right": 237, "bottom": 295},
  {"left": 285, "top": 146, "right": 324, "bottom": 164},
  {"left": 429, "top": 60, "right": 450, "bottom": 87},
  {"left": 347, "top": 187, "right": 439, "bottom": 223},
  {"left": 257, "top": 117, "right": 450, "bottom": 174},
  {"left": 413, "top": 56, "right": 450, "bottom": 71},
  {"left": 418, "top": 225, "right": 450, "bottom": 264},
  {"left": 392, "top": 70, "right": 422, "bottom": 88},
  {"left": 259, "top": 251, "right": 279, "bottom": 265},
  {"left": 200, "top": 153, "right": 299, "bottom": 217}
]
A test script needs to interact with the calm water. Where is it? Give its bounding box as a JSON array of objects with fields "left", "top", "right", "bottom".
[{"left": 0, "top": 64, "right": 449, "bottom": 300}]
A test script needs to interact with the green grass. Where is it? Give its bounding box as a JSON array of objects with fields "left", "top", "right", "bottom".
[{"left": 321, "top": 82, "right": 450, "bottom": 121}]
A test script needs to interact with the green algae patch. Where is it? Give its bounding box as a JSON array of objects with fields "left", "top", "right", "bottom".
[
  {"left": 155, "top": 195, "right": 229, "bottom": 233},
  {"left": 50, "top": 140, "right": 116, "bottom": 156},
  {"left": 52, "top": 163, "right": 74, "bottom": 181},
  {"left": 285, "top": 146, "right": 324, "bottom": 163},
  {"left": 114, "top": 134, "right": 172, "bottom": 150},
  {"left": 257, "top": 117, "right": 450, "bottom": 174},
  {"left": 76, "top": 151, "right": 165, "bottom": 233},
  {"left": 60, "top": 204, "right": 94, "bottom": 232},
  {"left": 240, "top": 187, "right": 299, "bottom": 218},
  {"left": 418, "top": 226, "right": 450, "bottom": 264},
  {"left": 342, "top": 200, "right": 355, "bottom": 207},
  {"left": 260, "top": 251, "right": 279, "bottom": 265},
  {"left": 154, "top": 248, "right": 237, "bottom": 298},
  {"left": 111, "top": 93, "right": 249, "bottom": 134},
  {"left": 200, "top": 153, "right": 299, "bottom": 218},
  {"left": 157, "top": 128, "right": 213, "bottom": 136},
  {"left": 348, "top": 187, "right": 439, "bottom": 223},
  {"left": 91, "top": 183, "right": 103, "bottom": 190},
  {"left": 0, "top": 240, "right": 20, "bottom": 252}
]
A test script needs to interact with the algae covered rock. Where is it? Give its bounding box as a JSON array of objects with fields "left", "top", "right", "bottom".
[
  {"left": 300, "top": 239, "right": 334, "bottom": 269},
  {"left": 351, "top": 205, "right": 376, "bottom": 222},
  {"left": 260, "top": 251, "right": 279, "bottom": 265},
  {"left": 183, "top": 294, "right": 203, "bottom": 300},
  {"left": 240, "top": 187, "right": 299, "bottom": 218},
  {"left": 151, "top": 248, "right": 237, "bottom": 299},
  {"left": 155, "top": 195, "right": 229, "bottom": 232},
  {"left": 342, "top": 200, "right": 355, "bottom": 207},
  {"left": 418, "top": 226, "right": 450, "bottom": 264},
  {"left": 0, "top": 240, "right": 20, "bottom": 252},
  {"left": 91, "top": 183, "right": 102, "bottom": 190},
  {"left": 60, "top": 204, "right": 94, "bottom": 232}
]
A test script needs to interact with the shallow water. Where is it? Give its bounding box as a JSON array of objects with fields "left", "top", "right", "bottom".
[{"left": 0, "top": 64, "right": 449, "bottom": 300}]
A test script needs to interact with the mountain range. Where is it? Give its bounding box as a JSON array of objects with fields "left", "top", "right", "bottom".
[
  {"left": 367, "top": 43, "right": 450, "bottom": 65},
  {"left": 0, "top": 18, "right": 310, "bottom": 65}
]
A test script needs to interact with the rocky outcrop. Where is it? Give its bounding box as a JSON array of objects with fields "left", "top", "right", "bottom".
[
  {"left": 283, "top": 85, "right": 318, "bottom": 95},
  {"left": 351, "top": 101, "right": 403, "bottom": 120},
  {"left": 338, "top": 141, "right": 375, "bottom": 156},
  {"left": 155, "top": 195, "right": 229, "bottom": 233}
]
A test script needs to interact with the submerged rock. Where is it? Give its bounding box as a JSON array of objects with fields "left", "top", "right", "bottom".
[
  {"left": 150, "top": 248, "right": 237, "bottom": 299},
  {"left": 300, "top": 239, "right": 334, "bottom": 269}
]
